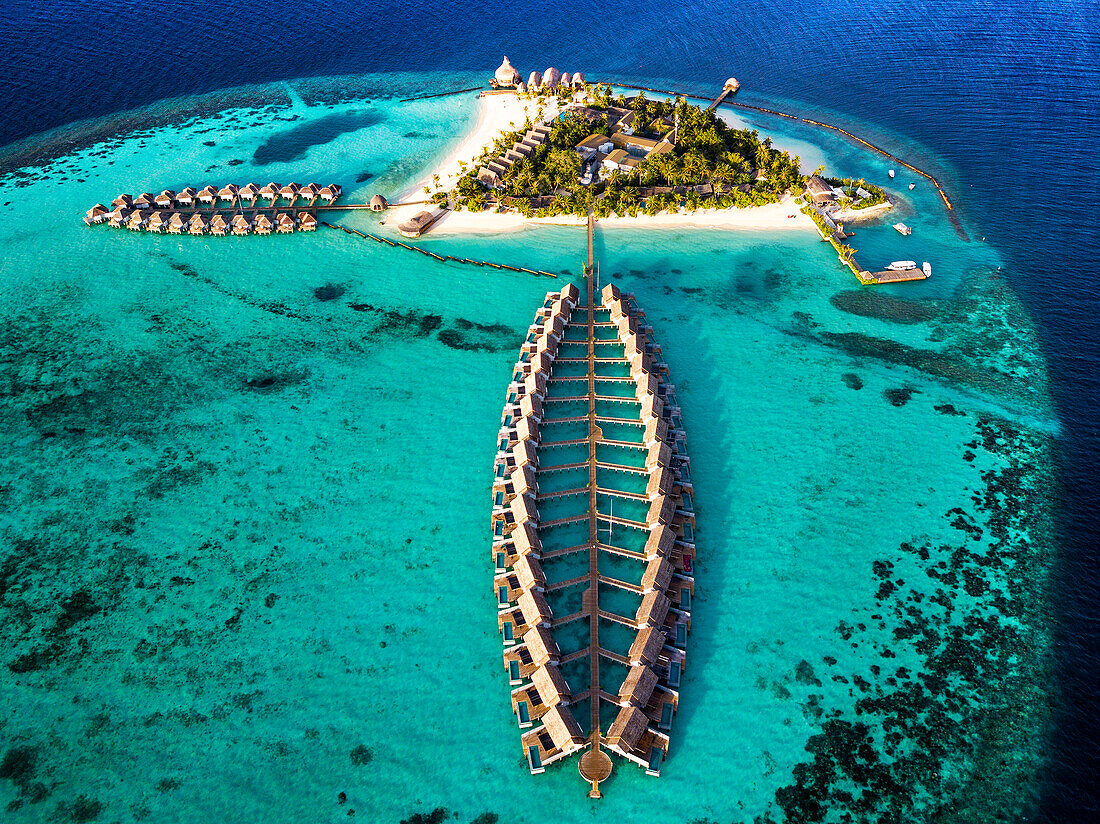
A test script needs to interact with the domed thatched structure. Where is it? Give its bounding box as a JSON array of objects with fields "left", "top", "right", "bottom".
[
  {"left": 528, "top": 70, "right": 542, "bottom": 88},
  {"left": 571, "top": 71, "right": 586, "bottom": 88},
  {"left": 724, "top": 77, "right": 741, "bottom": 93},
  {"left": 516, "top": 81, "right": 527, "bottom": 93},
  {"left": 543, "top": 67, "right": 561, "bottom": 89},
  {"left": 560, "top": 72, "right": 572, "bottom": 88},
  {"left": 370, "top": 194, "right": 388, "bottom": 211},
  {"left": 494, "top": 56, "right": 521, "bottom": 87}
]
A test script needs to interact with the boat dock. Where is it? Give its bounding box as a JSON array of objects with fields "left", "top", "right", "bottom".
[
  {"left": 861, "top": 267, "right": 929, "bottom": 284},
  {"left": 491, "top": 213, "right": 694, "bottom": 795}
]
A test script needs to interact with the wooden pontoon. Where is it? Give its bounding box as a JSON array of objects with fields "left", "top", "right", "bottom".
[{"left": 492, "top": 257, "right": 694, "bottom": 796}]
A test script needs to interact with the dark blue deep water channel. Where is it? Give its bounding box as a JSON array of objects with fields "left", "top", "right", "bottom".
[{"left": 1, "top": 0, "right": 1097, "bottom": 820}]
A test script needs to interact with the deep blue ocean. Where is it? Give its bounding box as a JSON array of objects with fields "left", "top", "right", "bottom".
[{"left": 1, "top": 0, "right": 1097, "bottom": 820}]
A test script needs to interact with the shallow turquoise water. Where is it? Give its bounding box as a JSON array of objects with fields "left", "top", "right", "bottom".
[{"left": 0, "top": 73, "right": 1057, "bottom": 823}]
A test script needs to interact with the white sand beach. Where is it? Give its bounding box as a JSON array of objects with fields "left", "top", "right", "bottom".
[{"left": 384, "top": 92, "right": 815, "bottom": 237}]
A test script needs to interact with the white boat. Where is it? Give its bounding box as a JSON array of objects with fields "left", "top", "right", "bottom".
[
  {"left": 886, "top": 260, "right": 917, "bottom": 271},
  {"left": 908, "top": 183, "right": 915, "bottom": 190},
  {"left": 923, "top": 261, "right": 932, "bottom": 277},
  {"left": 893, "top": 222, "right": 912, "bottom": 235},
  {"left": 888, "top": 169, "right": 896, "bottom": 178}
]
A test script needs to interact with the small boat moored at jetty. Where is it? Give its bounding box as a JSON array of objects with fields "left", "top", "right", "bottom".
[
  {"left": 886, "top": 260, "right": 918, "bottom": 271},
  {"left": 923, "top": 261, "right": 932, "bottom": 277},
  {"left": 492, "top": 276, "right": 695, "bottom": 796},
  {"left": 893, "top": 222, "right": 912, "bottom": 235}
]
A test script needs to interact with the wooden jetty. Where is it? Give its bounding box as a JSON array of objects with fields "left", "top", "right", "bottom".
[
  {"left": 491, "top": 213, "right": 694, "bottom": 795},
  {"left": 860, "top": 267, "right": 929, "bottom": 285}
]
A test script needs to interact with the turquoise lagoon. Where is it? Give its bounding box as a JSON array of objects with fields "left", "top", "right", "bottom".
[{"left": 0, "top": 73, "right": 1057, "bottom": 823}]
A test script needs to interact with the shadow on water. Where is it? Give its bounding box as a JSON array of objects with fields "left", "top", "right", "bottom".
[{"left": 252, "top": 108, "right": 387, "bottom": 165}]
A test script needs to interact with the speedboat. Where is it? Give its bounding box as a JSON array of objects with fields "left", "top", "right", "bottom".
[
  {"left": 908, "top": 183, "right": 915, "bottom": 190},
  {"left": 923, "top": 262, "right": 932, "bottom": 277},
  {"left": 887, "top": 260, "right": 917, "bottom": 271},
  {"left": 888, "top": 169, "right": 896, "bottom": 178}
]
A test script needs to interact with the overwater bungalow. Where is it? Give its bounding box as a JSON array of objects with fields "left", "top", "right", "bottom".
[
  {"left": 107, "top": 207, "right": 129, "bottom": 228},
  {"left": 320, "top": 184, "right": 342, "bottom": 203},
  {"left": 231, "top": 213, "right": 251, "bottom": 235},
  {"left": 260, "top": 182, "right": 281, "bottom": 203},
  {"left": 111, "top": 194, "right": 133, "bottom": 209},
  {"left": 187, "top": 213, "right": 208, "bottom": 235},
  {"left": 369, "top": 194, "right": 387, "bottom": 211},
  {"left": 279, "top": 182, "right": 301, "bottom": 204},
  {"left": 209, "top": 213, "right": 229, "bottom": 236},
  {"left": 198, "top": 185, "right": 218, "bottom": 205},
  {"left": 154, "top": 190, "right": 175, "bottom": 209},
  {"left": 253, "top": 213, "right": 273, "bottom": 235},
  {"left": 494, "top": 56, "right": 521, "bottom": 87},
  {"left": 276, "top": 212, "right": 295, "bottom": 233},
  {"left": 126, "top": 210, "right": 150, "bottom": 230},
  {"left": 176, "top": 187, "right": 197, "bottom": 207},
  {"left": 133, "top": 192, "right": 155, "bottom": 209},
  {"left": 297, "top": 212, "right": 317, "bottom": 232},
  {"left": 146, "top": 211, "right": 167, "bottom": 233},
  {"left": 492, "top": 281, "right": 693, "bottom": 793},
  {"left": 217, "top": 184, "right": 239, "bottom": 204},
  {"left": 167, "top": 213, "right": 186, "bottom": 234},
  {"left": 239, "top": 183, "right": 261, "bottom": 205},
  {"left": 298, "top": 183, "right": 320, "bottom": 205},
  {"left": 83, "top": 204, "right": 109, "bottom": 225},
  {"left": 398, "top": 210, "right": 438, "bottom": 238}
]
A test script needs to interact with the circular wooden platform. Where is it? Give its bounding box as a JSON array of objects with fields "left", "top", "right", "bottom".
[{"left": 579, "top": 748, "right": 613, "bottom": 784}]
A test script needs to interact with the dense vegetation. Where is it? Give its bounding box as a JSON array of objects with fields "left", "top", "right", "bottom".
[
  {"left": 826, "top": 176, "right": 890, "bottom": 210},
  {"left": 450, "top": 93, "right": 805, "bottom": 217}
]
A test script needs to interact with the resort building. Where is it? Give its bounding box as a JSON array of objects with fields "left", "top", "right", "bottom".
[
  {"left": 167, "top": 213, "right": 186, "bottom": 234},
  {"left": 492, "top": 56, "right": 522, "bottom": 88},
  {"left": 198, "top": 185, "right": 218, "bottom": 205},
  {"left": 276, "top": 212, "right": 295, "bottom": 233},
  {"left": 370, "top": 194, "right": 388, "bottom": 211},
  {"left": 478, "top": 122, "right": 553, "bottom": 189},
  {"left": 83, "top": 204, "right": 108, "bottom": 225},
  {"left": 298, "top": 212, "right": 318, "bottom": 231},
  {"left": 154, "top": 190, "right": 174, "bottom": 209},
  {"left": 147, "top": 211, "right": 167, "bottom": 233},
  {"left": 319, "top": 184, "right": 342, "bottom": 203},
  {"left": 805, "top": 175, "right": 836, "bottom": 206},
  {"left": 187, "top": 213, "right": 208, "bottom": 235},
  {"left": 231, "top": 213, "right": 251, "bottom": 235},
  {"left": 217, "top": 184, "right": 239, "bottom": 204},
  {"left": 176, "top": 187, "right": 197, "bottom": 207},
  {"left": 260, "top": 182, "right": 280, "bottom": 203},
  {"left": 575, "top": 134, "right": 614, "bottom": 157},
  {"left": 253, "top": 213, "right": 273, "bottom": 235},
  {"left": 209, "top": 213, "right": 229, "bottom": 236},
  {"left": 239, "top": 183, "right": 261, "bottom": 205}
]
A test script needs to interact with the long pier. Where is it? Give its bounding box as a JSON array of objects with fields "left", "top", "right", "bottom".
[{"left": 321, "top": 221, "right": 557, "bottom": 278}]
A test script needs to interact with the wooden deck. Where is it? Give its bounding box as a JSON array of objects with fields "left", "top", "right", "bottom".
[{"left": 862, "top": 267, "right": 930, "bottom": 284}]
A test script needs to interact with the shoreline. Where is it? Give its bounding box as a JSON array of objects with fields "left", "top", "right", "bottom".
[{"left": 384, "top": 93, "right": 814, "bottom": 237}]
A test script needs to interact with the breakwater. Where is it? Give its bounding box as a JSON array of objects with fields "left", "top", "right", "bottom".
[{"left": 321, "top": 221, "right": 558, "bottom": 278}]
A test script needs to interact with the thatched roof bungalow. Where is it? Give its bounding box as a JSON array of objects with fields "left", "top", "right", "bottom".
[
  {"left": 279, "top": 182, "right": 301, "bottom": 203},
  {"left": 111, "top": 194, "right": 133, "bottom": 209},
  {"left": 298, "top": 183, "right": 320, "bottom": 203},
  {"left": 320, "top": 184, "right": 342, "bottom": 202},
  {"left": 84, "top": 204, "right": 109, "bottom": 225},
  {"left": 628, "top": 626, "right": 666, "bottom": 666},
  {"left": 523, "top": 625, "right": 560, "bottom": 667},
  {"left": 606, "top": 706, "right": 649, "bottom": 754},
  {"left": 276, "top": 212, "right": 295, "bottom": 233},
  {"left": 297, "top": 212, "right": 317, "bottom": 231},
  {"left": 542, "top": 67, "right": 561, "bottom": 89},
  {"left": 398, "top": 210, "right": 438, "bottom": 238},
  {"left": 528, "top": 71, "right": 543, "bottom": 89},
  {"left": 369, "top": 194, "right": 387, "bottom": 211},
  {"left": 176, "top": 187, "right": 197, "bottom": 207},
  {"left": 253, "top": 213, "right": 273, "bottom": 235},
  {"left": 126, "top": 209, "right": 149, "bottom": 230},
  {"left": 198, "top": 185, "right": 218, "bottom": 205},
  {"left": 239, "top": 183, "right": 261, "bottom": 203},
  {"left": 260, "top": 182, "right": 280, "bottom": 202},
  {"left": 154, "top": 190, "right": 175, "bottom": 209},
  {"left": 231, "top": 213, "right": 251, "bottom": 235},
  {"left": 209, "top": 213, "right": 229, "bottom": 236},
  {"left": 618, "top": 664, "right": 658, "bottom": 708},
  {"left": 187, "top": 213, "right": 208, "bottom": 235},
  {"left": 146, "top": 211, "right": 167, "bottom": 233},
  {"left": 133, "top": 192, "right": 155, "bottom": 209},
  {"left": 167, "top": 212, "right": 186, "bottom": 234},
  {"left": 217, "top": 184, "right": 239, "bottom": 203},
  {"left": 494, "top": 56, "right": 521, "bottom": 87}
]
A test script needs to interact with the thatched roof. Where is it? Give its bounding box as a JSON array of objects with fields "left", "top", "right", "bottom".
[
  {"left": 217, "top": 184, "right": 238, "bottom": 198},
  {"left": 628, "top": 626, "right": 666, "bottom": 665},
  {"left": 647, "top": 495, "right": 675, "bottom": 527},
  {"left": 518, "top": 588, "right": 552, "bottom": 627},
  {"left": 85, "top": 204, "right": 108, "bottom": 220},
  {"left": 168, "top": 213, "right": 186, "bottom": 229},
  {"left": 509, "top": 492, "right": 537, "bottom": 525},
  {"left": 542, "top": 706, "right": 583, "bottom": 749},
  {"left": 514, "top": 554, "right": 545, "bottom": 590},
  {"left": 601, "top": 282, "right": 622, "bottom": 304},
  {"left": 111, "top": 194, "right": 133, "bottom": 208},
  {"left": 260, "top": 182, "right": 280, "bottom": 198},
  {"left": 635, "top": 590, "right": 671, "bottom": 628},
  {"left": 523, "top": 625, "right": 560, "bottom": 665},
  {"left": 510, "top": 463, "right": 537, "bottom": 497},
  {"left": 320, "top": 184, "right": 341, "bottom": 199},
  {"left": 511, "top": 438, "right": 537, "bottom": 468},
  {"left": 370, "top": 194, "right": 387, "bottom": 210},
  {"left": 572, "top": 71, "right": 586, "bottom": 87},
  {"left": 239, "top": 183, "right": 261, "bottom": 198},
  {"left": 276, "top": 212, "right": 295, "bottom": 226},
  {"left": 231, "top": 213, "right": 251, "bottom": 227},
  {"left": 511, "top": 521, "right": 541, "bottom": 557},
  {"left": 528, "top": 71, "right": 542, "bottom": 88},
  {"left": 495, "top": 55, "right": 521, "bottom": 86},
  {"left": 618, "top": 665, "right": 658, "bottom": 707},
  {"left": 187, "top": 213, "right": 207, "bottom": 230},
  {"left": 178, "top": 187, "right": 197, "bottom": 199},
  {"left": 643, "top": 525, "right": 675, "bottom": 560},
  {"left": 254, "top": 213, "right": 273, "bottom": 229},
  {"left": 198, "top": 185, "right": 218, "bottom": 198},
  {"left": 543, "top": 67, "right": 560, "bottom": 89},
  {"left": 299, "top": 183, "right": 320, "bottom": 198},
  {"left": 606, "top": 706, "right": 648, "bottom": 751},
  {"left": 279, "top": 182, "right": 300, "bottom": 196},
  {"left": 298, "top": 212, "right": 317, "bottom": 227},
  {"left": 531, "top": 665, "right": 571, "bottom": 707},
  {"left": 724, "top": 77, "right": 740, "bottom": 92}
]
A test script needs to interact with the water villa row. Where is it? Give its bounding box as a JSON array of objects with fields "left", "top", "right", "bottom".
[
  {"left": 88, "top": 208, "right": 318, "bottom": 235},
  {"left": 83, "top": 182, "right": 345, "bottom": 226},
  {"left": 491, "top": 277, "right": 695, "bottom": 796}
]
